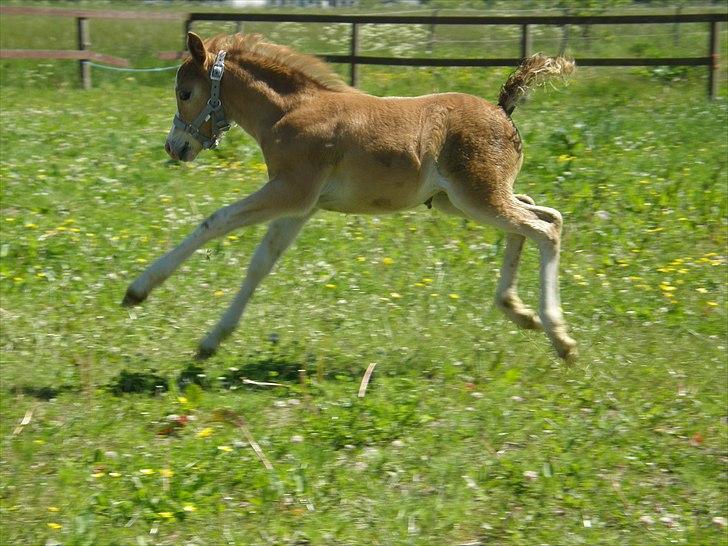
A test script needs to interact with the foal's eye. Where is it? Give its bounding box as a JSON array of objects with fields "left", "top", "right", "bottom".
[{"left": 179, "top": 90, "right": 192, "bottom": 101}]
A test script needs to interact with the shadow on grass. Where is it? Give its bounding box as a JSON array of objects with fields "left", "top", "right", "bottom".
[{"left": 9, "top": 384, "right": 78, "bottom": 401}]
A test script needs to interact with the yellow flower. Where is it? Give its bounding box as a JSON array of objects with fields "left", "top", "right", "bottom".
[
  {"left": 159, "top": 468, "right": 174, "bottom": 478},
  {"left": 382, "top": 257, "right": 394, "bottom": 265},
  {"left": 48, "top": 506, "right": 59, "bottom": 512},
  {"left": 390, "top": 292, "right": 402, "bottom": 299},
  {"left": 139, "top": 468, "right": 155, "bottom": 476},
  {"left": 197, "top": 427, "right": 214, "bottom": 438},
  {"left": 217, "top": 445, "right": 233, "bottom": 452},
  {"left": 47, "top": 523, "right": 62, "bottom": 530},
  {"left": 324, "top": 283, "right": 336, "bottom": 289},
  {"left": 213, "top": 290, "right": 225, "bottom": 297},
  {"left": 177, "top": 396, "right": 188, "bottom": 404},
  {"left": 108, "top": 472, "right": 121, "bottom": 478},
  {"left": 183, "top": 504, "right": 197, "bottom": 512},
  {"left": 24, "top": 223, "right": 38, "bottom": 229},
  {"left": 449, "top": 293, "right": 460, "bottom": 300},
  {"left": 356, "top": 256, "right": 366, "bottom": 262},
  {"left": 659, "top": 284, "right": 677, "bottom": 292},
  {"left": 696, "top": 287, "right": 708, "bottom": 294},
  {"left": 91, "top": 472, "right": 105, "bottom": 478},
  {"left": 422, "top": 277, "right": 433, "bottom": 284},
  {"left": 158, "top": 511, "right": 174, "bottom": 520},
  {"left": 706, "top": 301, "right": 719, "bottom": 307}
]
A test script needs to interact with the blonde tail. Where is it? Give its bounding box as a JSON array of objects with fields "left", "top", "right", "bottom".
[{"left": 498, "top": 54, "right": 575, "bottom": 116}]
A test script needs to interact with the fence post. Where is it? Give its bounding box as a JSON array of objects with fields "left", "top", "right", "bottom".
[
  {"left": 708, "top": 20, "right": 719, "bottom": 100},
  {"left": 77, "top": 17, "right": 91, "bottom": 89},
  {"left": 184, "top": 17, "right": 192, "bottom": 50},
  {"left": 350, "top": 21, "right": 359, "bottom": 87},
  {"left": 427, "top": 9, "right": 439, "bottom": 54},
  {"left": 521, "top": 23, "right": 531, "bottom": 59}
]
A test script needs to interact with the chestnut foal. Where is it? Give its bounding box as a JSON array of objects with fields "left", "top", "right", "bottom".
[{"left": 123, "top": 32, "right": 577, "bottom": 360}]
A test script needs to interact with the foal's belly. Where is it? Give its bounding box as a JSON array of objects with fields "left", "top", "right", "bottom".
[
  {"left": 318, "top": 169, "right": 438, "bottom": 214},
  {"left": 317, "top": 158, "right": 441, "bottom": 214}
]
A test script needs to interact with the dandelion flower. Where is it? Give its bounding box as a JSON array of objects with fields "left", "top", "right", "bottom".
[
  {"left": 160, "top": 468, "right": 174, "bottom": 478},
  {"left": 449, "top": 293, "right": 460, "bottom": 300},
  {"left": 217, "top": 445, "right": 233, "bottom": 453},
  {"left": 47, "top": 506, "right": 59, "bottom": 512},
  {"left": 382, "top": 257, "right": 394, "bottom": 265},
  {"left": 177, "top": 396, "right": 188, "bottom": 404},
  {"left": 213, "top": 290, "right": 225, "bottom": 297},
  {"left": 324, "top": 283, "right": 336, "bottom": 289},
  {"left": 706, "top": 301, "right": 719, "bottom": 307},
  {"left": 47, "top": 523, "right": 62, "bottom": 530},
  {"left": 183, "top": 504, "right": 197, "bottom": 512},
  {"left": 158, "top": 512, "right": 174, "bottom": 520},
  {"left": 139, "top": 468, "right": 155, "bottom": 476},
  {"left": 197, "top": 427, "right": 214, "bottom": 438}
]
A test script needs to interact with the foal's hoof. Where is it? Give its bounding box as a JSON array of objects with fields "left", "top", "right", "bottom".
[
  {"left": 195, "top": 344, "right": 217, "bottom": 361},
  {"left": 122, "top": 288, "right": 147, "bottom": 307},
  {"left": 556, "top": 338, "right": 578, "bottom": 362}
]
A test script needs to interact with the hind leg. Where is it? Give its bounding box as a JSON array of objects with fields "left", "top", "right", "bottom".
[
  {"left": 432, "top": 192, "right": 542, "bottom": 331},
  {"left": 442, "top": 186, "right": 576, "bottom": 360}
]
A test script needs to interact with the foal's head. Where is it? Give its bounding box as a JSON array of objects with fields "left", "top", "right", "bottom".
[{"left": 165, "top": 33, "right": 227, "bottom": 162}]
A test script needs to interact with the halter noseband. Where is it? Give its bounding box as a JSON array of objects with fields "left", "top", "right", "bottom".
[{"left": 173, "top": 50, "right": 231, "bottom": 150}]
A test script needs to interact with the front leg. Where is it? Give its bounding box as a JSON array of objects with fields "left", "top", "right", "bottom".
[
  {"left": 122, "top": 177, "right": 317, "bottom": 307},
  {"left": 197, "top": 213, "right": 314, "bottom": 359}
]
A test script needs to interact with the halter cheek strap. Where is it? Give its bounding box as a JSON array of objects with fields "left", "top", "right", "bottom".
[{"left": 173, "top": 50, "right": 231, "bottom": 150}]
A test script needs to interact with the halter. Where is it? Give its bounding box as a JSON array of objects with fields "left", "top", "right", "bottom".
[{"left": 172, "top": 50, "right": 231, "bottom": 150}]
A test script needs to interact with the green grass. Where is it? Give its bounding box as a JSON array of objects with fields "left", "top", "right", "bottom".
[{"left": 1, "top": 6, "right": 727, "bottom": 544}]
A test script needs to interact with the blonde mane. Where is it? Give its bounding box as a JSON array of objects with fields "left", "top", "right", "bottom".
[{"left": 205, "top": 34, "right": 352, "bottom": 92}]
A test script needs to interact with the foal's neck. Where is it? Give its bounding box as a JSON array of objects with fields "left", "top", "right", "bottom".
[{"left": 221, "top": 66, "right": 307, "bottom": 143}]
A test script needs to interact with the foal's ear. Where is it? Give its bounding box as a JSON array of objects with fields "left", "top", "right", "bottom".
[{"left": 187, "top": 32, "right": 207, "bottom": 65}]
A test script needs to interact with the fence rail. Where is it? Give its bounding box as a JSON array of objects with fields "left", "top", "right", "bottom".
[{"left": 1, "top": 6, "right": 726, "bottom": 97}]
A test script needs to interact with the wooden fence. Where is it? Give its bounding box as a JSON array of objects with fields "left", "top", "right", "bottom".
[
  {"left": 186, "top": 11, "right": 728, "bottom": 98},
  {"left": 1, "top": 6, "right": 726, "bottom": 97},
  {"left": 0, "top": 6, "right": 183, "bottom": 89}
]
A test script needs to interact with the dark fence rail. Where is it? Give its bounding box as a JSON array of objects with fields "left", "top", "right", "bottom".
[{"left": 1, "top": 7, "right": 726, "bottom": 97}]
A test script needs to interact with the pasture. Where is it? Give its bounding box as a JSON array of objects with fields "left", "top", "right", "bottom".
[{"left": 1, "top": 5, "right": 727, "bottom": 545}]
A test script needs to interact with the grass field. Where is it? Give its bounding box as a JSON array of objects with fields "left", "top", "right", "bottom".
[{"left": 1, "top": 5, "right": 727, "bottom": 545}]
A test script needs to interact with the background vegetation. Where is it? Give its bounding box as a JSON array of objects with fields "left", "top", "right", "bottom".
[{"left": 0, "top": 1, "right": 726, "bottom": 544}]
